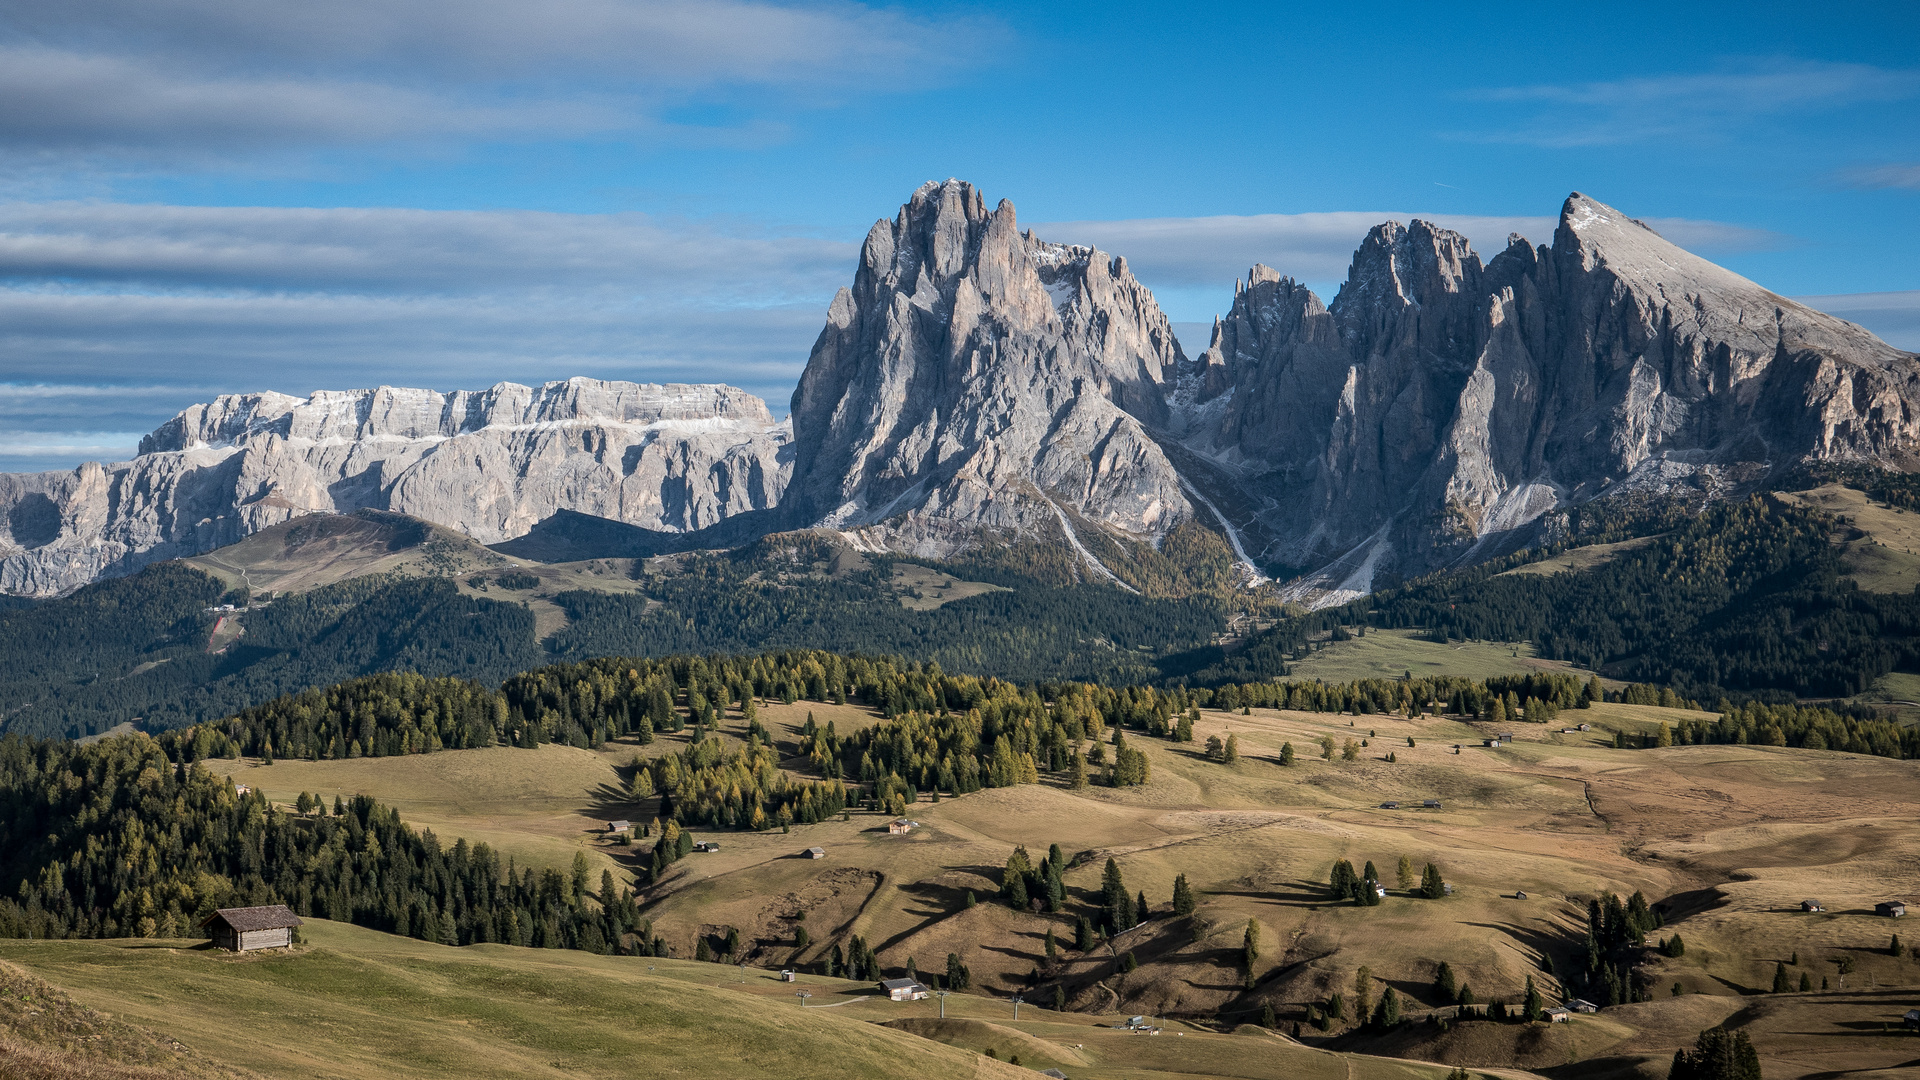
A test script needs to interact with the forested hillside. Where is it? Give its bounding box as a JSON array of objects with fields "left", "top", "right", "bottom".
[
  {"left": 0, "top": 537, "right": 1226, "bottom": 739},
  {"left": 0, "top": 565, "right": 539, "bottom": 740},
  {"left": 1189, "top": 494, "right": 1920, "bottom": 700},
  {"left": 547, "top": 535, "right": 1225, "bottom": 683},
  {"left": 0, "top": 733, "right": 646, "bottom": 952}
]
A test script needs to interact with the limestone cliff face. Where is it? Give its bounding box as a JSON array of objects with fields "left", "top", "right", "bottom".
[
  {"left": 787, "top": 180, "right": 1190, "bottom": 572},
  {"left": 0, "top": 378, "right": 790, "bottom": 595},
  {"left": 1183, "top": 193, "right": 1920, "bottom": 599}
]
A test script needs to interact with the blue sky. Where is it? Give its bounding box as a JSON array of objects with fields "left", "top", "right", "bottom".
[{"left": 2, "top": 0, "right": 1917, "bottom": 471}]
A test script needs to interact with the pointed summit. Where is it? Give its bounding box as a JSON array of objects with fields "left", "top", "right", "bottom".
[{"left": 785, "top": 180, "right": 1191, "bottom": 584}]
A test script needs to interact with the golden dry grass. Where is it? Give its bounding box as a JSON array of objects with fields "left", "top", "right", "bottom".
[
  {"left": 0, "top": 924, "right": 1506, "bottom": 1080},
  {"left": 203, "top": 693, "right": 1920, "bottom": 1080},
  {"left": 1282, "top": 629, "right": 1593, "bottom": 684}
]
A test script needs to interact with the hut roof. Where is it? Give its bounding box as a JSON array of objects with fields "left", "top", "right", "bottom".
[{"left": 204, "top": 905, "right": 303, "bottom": 932}]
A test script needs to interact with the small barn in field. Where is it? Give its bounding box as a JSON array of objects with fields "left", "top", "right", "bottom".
[
  {"left": 1878, "top": 900, "right": 1907, "bottom": 918},
  {"left": 880, "top": 977, "right": 930, "bottom": 1001},
  {"left": 203, "top": 905, "right": 302, "bottom": 952}
]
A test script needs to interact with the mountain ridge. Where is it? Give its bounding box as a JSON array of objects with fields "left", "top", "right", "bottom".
[{"left": 3, "top": 184, "right": 1916, "bottom": 601}]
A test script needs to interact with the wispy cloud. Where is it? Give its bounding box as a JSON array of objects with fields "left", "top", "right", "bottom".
[
  {"left": 0, "top": 199, "right": 862, "bottom": 469},
  {"left": 0, "top": 0, "right": 1008, "bottom": 166},
  {"left": 1451, "top": 60, "right": 1920, "bottom": 147},
  {"left": 1838, "top": 162, "right": 1920, "bottom": 190},
  {"left": 1794, "top": 290, "right": 1920, "bottom": 351}
]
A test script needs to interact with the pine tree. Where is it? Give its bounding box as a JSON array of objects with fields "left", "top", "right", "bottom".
[
  {"left": 1420, "top": 863, "right": 1446, "bottom": 899},
  {"left": 1523, "top": 976, "right": 1542, "bottom": 1022},
  {"left": 1668, "top": 1027, "right": 1761, "bottom": 1080},
  {"left": 1136, "top": 889, "right": 1149, "bottom": 922},
  {"left": 1279, "top": 741, "right": 1295, "bottom": 765},
  {"left": 1261, "top": 1002, "right": 1277, "bottom": 1029},
  {"left": 1374, "top": 987, "right": 1400, "bottom": 1028},
  {"left": 1771, "top": 962, "right": 1790, "bottom": 993},
  {"left": 1045, "top": 926, "right": 1057, "bottom": 962},
  {"left": 1075, "top": 915, "right": 1094, "bottom": 952},
  {"left": 1396, "top": 854, "right": 1415, "bottom": 891},
  {"left": 1434, "top": 961, "right": 1457, "bottom": 1002},
  {"left": 1172, "top": 873, "right": 1196, "bottom": 917},
  {"left": 1798, "top": 972, "right": 1812, "bottom": 992},
  {"left": 1224, "top": 733, "right": 1239, "bottom": 765},
  {"left": 1101, "top": 857, "right": 1133, "bottom": 931}
]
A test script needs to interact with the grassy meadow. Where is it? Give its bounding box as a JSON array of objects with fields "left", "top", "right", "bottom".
[
  {"left": 191, "top": 690, "right": 1920, "bottom": 1079},
  {"left": 0, "top": 921, "right": 1505, "bottom": 1080}
]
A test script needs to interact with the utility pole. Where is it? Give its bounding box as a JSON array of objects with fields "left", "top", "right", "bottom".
[
  {"left": 935, "top": 990, "right": 951, "bottom": 1019},
  {"left": 1011, "top": 994, "right": 1023, "bottom": 1021}
]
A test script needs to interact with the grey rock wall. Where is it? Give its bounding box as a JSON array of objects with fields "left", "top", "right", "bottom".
[{"left": 0, "top": 378, "right": 790, "bottom": 596}]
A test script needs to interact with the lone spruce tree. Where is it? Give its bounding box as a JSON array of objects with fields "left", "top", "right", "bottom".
[{"left": 1172, "top": 873, "right": 1196, "bottom": 917}]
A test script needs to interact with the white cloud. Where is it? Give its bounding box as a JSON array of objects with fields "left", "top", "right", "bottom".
[
  {"left": 0, "top": 0, "right": 1007, "bottom": 164},
  {"left": 0, "top": 199, "right": 862, "bottom": 469},
  {"left": 0, "top": 201, "right": 856, "bottom": 297},
  {"left": 1795, "top": 290, "right": 1920, "bottom": 351},
  {"left": 1454, "top": 60, "right": 1920, "bottom": 147},
  {"left": 1840, "top": 163, "right": 1920, "bottom": 190}
]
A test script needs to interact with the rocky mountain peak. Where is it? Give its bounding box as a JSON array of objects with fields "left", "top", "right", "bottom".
[
  {"left": 786, "top": 180, "right": 1190, "bottom": 577},
  {"left": 1, "top": 378, "right": 790, "bottom": 596}
]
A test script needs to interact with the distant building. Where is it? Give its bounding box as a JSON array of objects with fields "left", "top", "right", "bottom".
[
  {"left": 888, "top": 818, "right": 918, "bottom": 834},
  {"left": 203, "top": 905, "right": 302, "bottom": 952},
  {"left": 1422, "top": 799, "right": 1441, "bottom": 809},
  {"left": 1565, "top": 999, "right": 1599, "bottom": 1013},
  {"left": 880, "top": 977, "right": 929, "bottom": 1001},
  {"left": 780, "top": 969, "right": 797, "bottom": 982},
  {"left": 1483, "top": 739, "right": 1501, "bottom": 747},
  {"left": 606, "top": 820, "right": 631, "bottom": 833},
  {"left": 1577, "top": 723, "right": 1591, "bottom": 731},
  {"left": 1878, "top": 900, "right": 1907, "bottom": 918},
  {"left": 1514, "top": 890, "right": 1529, "bottom": 900},
  {"left": 805, "top": 846, "right": 826, "bottom": 859},
  {"left": 1802, "top": 899, "right": 1824, "bottom": 912},
  {"left": 693, "top": 841, "right": 719, "bottom": 853},
  {"left": 1041, "top": 1071, "right": 1070, "bottom": 1079},
  {"left": 1372, "top": 884, "right": 1387, "bottom": 898},
  {"left": 1379, "top": 801, "right": 1400, "bottom": 809},
  {"left": 1905, "top": 1009, "right": 1920, "bottom": 1030},
  {"left": 1497, "top": 732, "right": 1516, "bottom": 740},
  {"left": 1544, "top": 1006, "right": 1572, "bottom": 1023}
]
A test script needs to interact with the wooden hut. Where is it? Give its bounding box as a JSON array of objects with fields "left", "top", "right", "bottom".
[{"left": 203, "top": 905, "right": 302, "bottom": 952}]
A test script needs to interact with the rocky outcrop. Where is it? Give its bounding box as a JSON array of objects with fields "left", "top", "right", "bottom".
[
  {"left": 1182, "top": 193, "right": 1920, "bottom": 600},
  {"left": 0, "top": 378, "right": 790, "bottom": 596},
  {"left": 787, "top": 179, "right": 1191, "bottom": 574}
]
